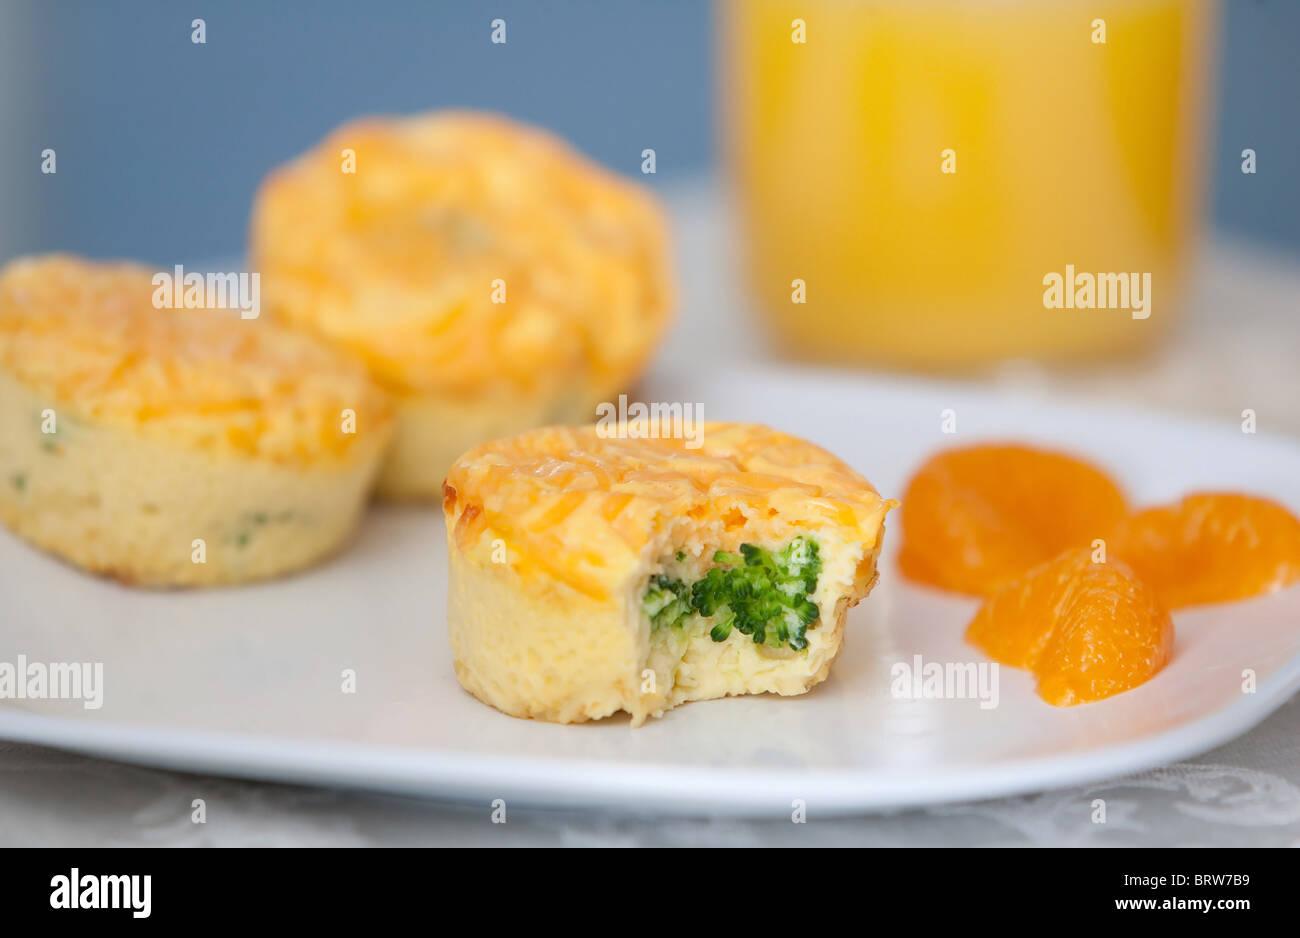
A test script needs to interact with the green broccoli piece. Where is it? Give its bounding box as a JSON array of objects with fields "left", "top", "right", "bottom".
[
  {"left": 642, "top": 574, "right": 692, "bottom": 631},
  {"left": 642, "top": 537, "right": 822, "bottom": 651}
]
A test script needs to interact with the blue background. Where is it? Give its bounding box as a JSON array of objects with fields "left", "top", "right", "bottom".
[{"left": 0, "top": 0, "right": 1295, "bottom": 264}]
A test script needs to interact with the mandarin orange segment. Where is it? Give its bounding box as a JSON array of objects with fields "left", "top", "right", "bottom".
[
  {"left": 967, "top": 548, "right": 1174, "bottom": 706},
  {"left": 1107, "top": 493, "right": 1300, "bottom": 610},
  {"left": 898, "top": 444, "right": 1128, "bottom": 596}
]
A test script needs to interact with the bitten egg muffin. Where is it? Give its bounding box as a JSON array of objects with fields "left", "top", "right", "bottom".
[
  {"left": 250, "top": 110, "right": 674, "bottom": 500},
  {"left": 442, "top": 423, "right": 895, "bottom": 725},
  {"left": 0, "top": 255, "right": 394, "bottom": 586}
]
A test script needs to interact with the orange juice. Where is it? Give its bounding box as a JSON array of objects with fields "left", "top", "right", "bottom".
[{"left": 723, "top": 0, "right": 1216, "bottom": 369}]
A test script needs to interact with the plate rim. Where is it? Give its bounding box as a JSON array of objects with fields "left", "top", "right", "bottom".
[{"left": 0, "top": 653, "right": 1296, "bottom": 817}]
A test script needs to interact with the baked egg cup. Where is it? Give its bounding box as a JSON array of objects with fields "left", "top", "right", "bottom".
[
  {"left": 250, "top": 110, "right": 674, "bottom": 499},
  {"left": 442, "top": 422, "right": 895, "bottom": 725},
  {"left": 0, "top": 255, "right": 394, "bottom": 587}
]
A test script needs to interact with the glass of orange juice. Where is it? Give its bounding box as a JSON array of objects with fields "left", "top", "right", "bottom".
[{"left": 722, "top": 0, "right": 1217, "bottom": 370}]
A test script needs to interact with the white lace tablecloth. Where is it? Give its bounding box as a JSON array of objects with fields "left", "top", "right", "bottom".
[
  {"left": 4, "top": 698, "right": 1299, "bottom": 846},
  {"left": 2, "top": 182, "right": 1298, "bottom": 846}
]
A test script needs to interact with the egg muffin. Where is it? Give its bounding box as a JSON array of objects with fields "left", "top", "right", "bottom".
[
  {"left": 0, "top": 255, "right": 394, "bottom": 586},
  {"left": 442, "top": 423, "right": 895, "bottom": 725},
  {"left": 250, "top": 110, "right": 674, "bottom": 500}
]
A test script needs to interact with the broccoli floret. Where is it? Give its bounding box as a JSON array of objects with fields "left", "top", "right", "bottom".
[
  {"left": 642, "top": 537, "right": 822, "bottom": 651},
  {"left": 642, "top": 574, "right": 692, "bottom": 631}
]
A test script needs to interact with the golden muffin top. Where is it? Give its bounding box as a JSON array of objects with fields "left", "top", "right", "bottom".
[
  {"left": 0, "top": 255, "right": 392, "bottom": 465},
  {"left": 443, "top": 423, "right": 893, "bottom": 600},
  {"left": 250, "top": 110, "right": 674, "bottom": 399}
]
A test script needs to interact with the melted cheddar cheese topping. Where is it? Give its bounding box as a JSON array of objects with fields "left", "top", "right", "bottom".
[
  {"left": 0, "top": 255, "right": 392, "bottom": 466},
  {"left": 444, "top": 423, "right": 894, "bottom": 601},
  {"left": 250, "top": 111, "right": 673, "bottom": 398}
]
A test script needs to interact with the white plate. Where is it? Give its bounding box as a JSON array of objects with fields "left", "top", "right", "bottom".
[{"left": 2, "top": 365, "right": 1299, "bottom": 817}]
